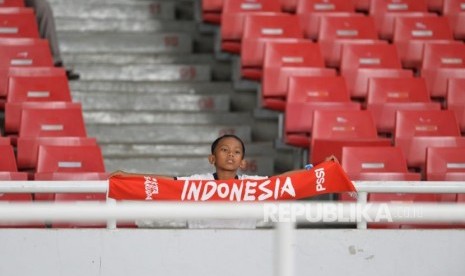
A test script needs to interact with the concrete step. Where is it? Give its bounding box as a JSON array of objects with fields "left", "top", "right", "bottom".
[
  {"left": 55, "top": 17, "right": 198, "bottom": 33},
  {"left": 51, "top": 2, "right": 176, "bottom": 20},
  {"left": 58, "top": 32, "right": 192, "bottom": 54},
  {"left": 71, "top": 64, "right": 211, "bottom": 81},
  {"left": 82, "top": 111, "right": 252, "bottom": 125},
  {"left": 72, "top": 92, "right": 230, "bottom": 112},
  {"left": 100, "top": 141, "right": 275, "bottom": 158},
  {"left": 69, "top": 80, "right": 235, "bottom": 94},
  {"left": 64, "top": 53, "right": 231, "bottom": 81},
  {"left": 104, "top": 156, "right": 275, "bottom": 177},
  {"left": 87, "top": 124, "right": 252, "bottom": 144}
]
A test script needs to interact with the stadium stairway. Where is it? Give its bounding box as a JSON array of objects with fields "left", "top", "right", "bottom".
[{"left": 48, "top": 0, "right": 295, "bottom": 177}]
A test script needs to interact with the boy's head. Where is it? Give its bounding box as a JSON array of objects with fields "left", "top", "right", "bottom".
[{"left": 209, "top": 135, "right": 247, "bottom": 172}]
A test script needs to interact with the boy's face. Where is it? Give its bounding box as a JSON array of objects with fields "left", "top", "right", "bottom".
[{"left": 209, "top": 137, "right": 246, "bottom": 172}]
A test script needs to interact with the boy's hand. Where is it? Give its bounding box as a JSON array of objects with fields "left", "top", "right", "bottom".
[{"left": 325, "top": 155, "right": 339, "bottom": 163}]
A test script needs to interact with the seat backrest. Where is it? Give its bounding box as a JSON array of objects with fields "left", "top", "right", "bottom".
[
  {"left": 297, "top": 0, "right": 355, "bottom": 14},
  {"left": 287, "top": 75, "right": 351, "bottom": 103},
  {"left": 421, "top": 42, "right": 465, "bottom": 70},
  {"left": 220, "top": 0, "right": 281, "bottom": 40},
  {"left": 36, "top": 144, "right": 106, "bottom": 173},
  {"left": 0, "top": 8, "right": 39, "bottom": 38},
  {"left": 394, "top": 109, "right": 461, "bottom": 138},
  {"left": 6, "top": 73, "right": 71, "bottom": 102},
  {"left": 426, "top": 146, "right": 465, "bottom": 180},
  {"left": 442, "top": 0, "right": 465, "bottom": 15},
  {"left": 342, "top": 146, "right": 410, "bottom": 175},
  {"left": 34, "top": 172, "right": 110, "bottom": 180},
  {"left": 18, "top": 103, "right": 87, "bottom": 137},
  {"left": 263, "top": 40, "right": 325, "bottom": 69},
  {"left": 318, "top": 15, "right": 378, "bottom": 41},
  {"left": 366, "top": 77, "right": 430, "bottom": 104},
  {"left": 369, "top": 0, "right": 428, "bottom": 15},
  {"left": 392, "top": 16, "right": 453, "bottom": 42},
  {"left": 0, "top": 144, "right": 18, "bottom": 171},
  {"left": 16, "top": 136, "right": 98, "bottom": 170},
  {"left": 0, "top": 38, "right": 52, "bottom": 67},
  {"left": 340, "top": 43, "right": 402, "bottom": 74},
  {"left": 0, "top": 0, "right": 25, "bottom": 7},
  {"left": 312, "top": 109, "right": 379, "bottom": 140},
  {"left": 446, "top": 78, "right": 465, "bottom": 106},
  {"left": 242, "top": 13, "right": 303, "bottom": 40}
]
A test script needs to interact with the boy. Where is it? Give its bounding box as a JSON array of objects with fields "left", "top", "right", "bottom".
[{"left": 111, "top": 134, "right": 338, "bottom": 180}]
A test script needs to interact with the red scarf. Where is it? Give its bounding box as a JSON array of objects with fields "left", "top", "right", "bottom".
[{"left": 108, "top": 161, "right": 356, "bottom": 201}]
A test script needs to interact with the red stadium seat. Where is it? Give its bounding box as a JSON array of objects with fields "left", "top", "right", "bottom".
[
  {"left": 202, "top": 0, "right": 224, "bottom": 24},
  {"left": 392, "top": 16, "right": 454, "bottom": 69},
  {"left": 296, "top": 0, "right": 356, "bottom": 40},
  {"left": 369, "top": 0, "right": 429, "bottom": 40},
  {"left": 366, "top": 77, "right": 441, "bottom": 134},
  {"left": 394, "top": 110, "right": 464, "bottom": 169},
  {"left": 426, "top": 146, "right": 465, "bottom": 181},
  {"left": 262, "top": 67, "right": 336, "bottom": 111},
  {"left": 0, "top": 8, "right": 39, "bottom": 38},
  {"left": 284, "top": 76, "right": 361, "bottom": 148},
  {"left": 317, "top": 15, "right": 379, "bottom": 67},
  {"left": 0, "top": 0, "right": 25, "bottom": 7},
  {"left": 310, "top": 109, "right": 391, "bottom": 163},
  {"left": 420, "top": 42, "right": 465, "bottom": 98},
  {"left": 442, "top": 0, "right": 465, "bottom": 40},
  {"left": 0, "top": 144, "right": 19, "bottom": 171},
  {"left": 446, "top": 78, "right": 465, "bottom": 133},
  {"left": 0, "top": 66, "right": 63, "bottom": 103},
  {"left": 18, "top": 103, "right": 87, "bottom": 138},
  {"left": 5, "top": 102, "right": 82, "bottom": 135},
  {"left": 16, "top": 136, "right": 98, "bottom": 170},
  {"left": 248, "top": 40, "right": 325, "bottom": 80},
  {"left": 0, "top": 137, "right": 11, "bottom": 145},
  {"left": 36, "top": 144, "right": 105, "bottom": 173},
  {"left": 353, "top": 0, "right": 371, "bottom": 11},
  {"left": 347, "top": 68, "right": 413, "bottom": 99},
  {"left": 427, "top": 0, "right": 444, "bottom": 11},
  {"left": 341, "top": 146, "right": 422, "bottom": 180},
  {"left": 6, "top": 71, "right": 71, "bottom": 103},
  {"left": 240, "top": 14, "right": 304, "bottom": 71},
  {"left": 220, "top": 0, "right": 282, "bottom": 53}
]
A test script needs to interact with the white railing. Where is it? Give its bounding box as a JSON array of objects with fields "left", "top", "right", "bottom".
[{"left": 0, "top": 180, "right": 464, "bottom": 276}]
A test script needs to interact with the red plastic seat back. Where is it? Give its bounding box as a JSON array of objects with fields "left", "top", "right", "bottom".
[
  {"left": 0, "top": 8, "right": 39, "bottom": 38},
  {"left": 36, "top": 144, "right": 105, "bottom": 173},
  {"left": 0, "top": 144, "right": 18, "bottom": 171},
  {"left": 6, "top": 74, "right": 71, "bottom": 103},
  {"left": 394, "top": 110, "right": 461, "bottom": 139},
  {"left": 426, "top": 146, "right": 465, "bottom": 180},
  {"left": 342, "top": 146, "right": 410, "bottom": 175},
  {"left": 367, "top": 77, "right": 430, "bottom": 104}
]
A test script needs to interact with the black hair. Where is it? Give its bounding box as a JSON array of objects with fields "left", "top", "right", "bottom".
[{"left": 211, "top": 134, "right": 246, "bottom": 156}]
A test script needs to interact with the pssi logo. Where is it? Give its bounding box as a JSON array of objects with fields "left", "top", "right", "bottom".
[{"left": 314, "top": 168, "right": 326, "bottom": 192}]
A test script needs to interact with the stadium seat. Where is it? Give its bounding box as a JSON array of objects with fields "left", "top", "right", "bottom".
[
  {"left": 0, "top": 144, "right": 19, "bottom": 171},
  {"left": 310, "top": 109, "right": 391, "bottom": 163},
  {"left": 296, "top": 0, "right": 356, "bottom": 40},
  {"left": 394, "top": 110, "right": 465, "bottom": 169},
  {"left": 353, "top": 0, "right": 371, "bottom": 11},
  {"left": 248, "top": 40, "right": 325, "bottom": 81},
  {"left": 35, "top": 144, "right": 105, "bottom": 173},
  {"left": 442, "top": 0, "right": 465, "bottom": 40},
  {"left": 16, "top": 136, "right": 98, "bottom": 170},
  {"left": 392, "top": 16, "right": 454, "bottom": 69},
  {"left": 6, "top": 70, "right": 71, "bottom": 103},
  {"left": 261, "top": 67, "right": 337, "bottom": 111},
  {"left": 366, "top": 77, "right": 441, "bottom": 134},
  {"left": 369, "top": 0, "right": 430, "bottom": 40},
  {"left": 5, "top": 102, "right": 82, "bottom": 135},
  {"left": 420, "top": 42, "right": 465, "bottom": 98},
  {"left": 0, "top": 137, "right": 11, "bottom": 145},
  {"left": 202, "top": 0, "right": 224, "bottom": 24},
  {"left": 0, "top": 66, "right": 64, "bottom": 102},
  {"left": 446, "top": 78, "right": 465, "bottom": 133},
  {"left": 0, "top": 8, "right": 39, "bottom": 38},
  {"left": 426, "top": 146, "right": 465, "bottom": 181},
  {"left": 340, "top": 43, "right": 408, "bottom": 98},
  {"left": 220, "top": 0, "right": 282, "bottom": 53},
  {"left": 341, "top": 146, "right": 422, "bottom": 180},
  {"left": 317, "top": 15, "right": 379, "bottom": 67},
  {"left": 18, "top": 103, "right": 87, "bottom": 138},
  {"left": 0, "top": 0, "right": 25, "bottom": 7},
  {"left": 284, "top": 76, "right": 361, "bottom": 148},
  {"left": 427, "top": 0, "right": 444, "bottom": 12},
  {"left": 240, "top": 14, "right": 304, "bottom": 72}
]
